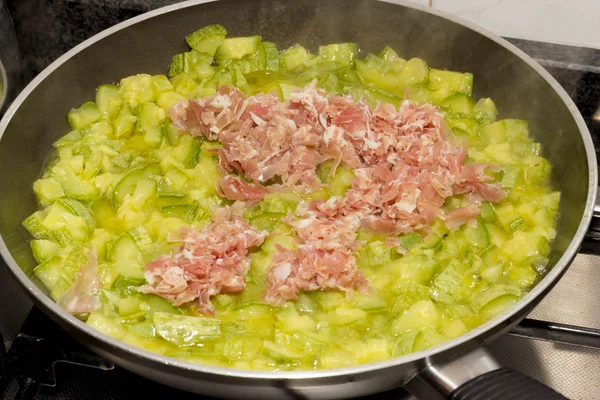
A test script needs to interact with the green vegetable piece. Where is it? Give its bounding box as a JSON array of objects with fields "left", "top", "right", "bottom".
[
  {"left": 138, "top": 294, "right": 183, "bottom": 315},
  {"left": 392, "top": 331, "right": 420, "bottom": 356},
  {"left": 161, "top": 204, "right": 193, "bottom": 219},
  {"left": 421, "top": 232, "right": 443, "bottom": 250},
  {"left": 151, "top": 74, "right": 174, "bottom": 93},
  {"left": 400, "top": 233, "right": 421, "bottom": 249},
  {"left": 262, "top": 42, "right": 279, "bottom": 71},
  {"left": 263, "top": 340, "right": 304, "bottom": 360},
  {"left": 112, "top": 168, "right": 143, "bottom": 207},
  {"left": 507, "top": 264, "right": 538, "bottom": 288},
  {"left": 185, "top": 24, "right": 228, "bottom": 55},
  {"left": 107, "top": 233, "right": 141, "bottom": 263},
  {"left": 59, "top": 198, "right": 92, "bottom": 227},
  {"left": 318, "top": 43, "right": 358, "bottom": 68},
  {"left": 216, "top": 36, "right": 262, "bottom": 60},
  {"left": 128, "top": 322, "right": 157, "bottom": 338},
  {"left": 356, "top": 240, "right": 392, "bottom": 268},
  {"left": 128, "top": 226, "right": 152, "bottom": 248},
  {"left": 482, "top": 120, "right": 508, "bottom": 145},
  {"left": 397, "top": 254, "right": 439, "bottom": 285},
  {"left": 52, "top": 164, "right": 97, "bottom": 202},
  {"left": 120, "top": 74, "right": 156, "bottom": 108},
  {"left": 250, "top": 213, "right": 286, "bottom": 232},
  {"left": 442, "top": 319, "right": 469, "bottom": 339},
  {"left": 355, "top": 58, "right": 400, "bottom": 91},
  {"left": 412, "top": 331, "right": 447, "bottom": 352},
  {"left": 316, "top": 291, "right": 344, "bottom": 310},
  {"left": 509, "top": 217, "right": 529, "bottom": 232},
  {"left": 33, "top": 178, "right": 65, "bottom": 207},
  {"left": 464, "top": 218, "right": 490, "bottom": 248},
  {"left": 329, "top": 166, "right": 354, "bottom": 196},
  {"left": 183, "top": 201, "right": 209, "bottom": 223},
  {"left": 480, "top": 202, "right": 497, "bottom": 222},
  {"left": 329, "top": 307, "right": 367, "bottom": 326},
  {"left": 137, "top": 102, "right": 167, "bottom": 134},
  {"left": 351, "top": 293, "right": 387, "bottom": 312},
  {"left": 440, "top": 93, "right": 474, "bottom": 114},
  {"left": 429, "top": 261, "right": 469, "bottom": 304},
  {"left": 34, "top": 256, "right": 63, "bottom": 290},
  {"left": 50, "top": 245, "right": 89, "bottom": 300},
  {"left": 429, "top": 68, "right": 473, "bottom": 101},
  {"left": 244, "top": 193, "right": 298, "bottom": 220},
  {"left": 153, "top": 312, "right": 221, "bottom": 346},
  {"left": 30, "top": 240, "right": 61, "bottom": 263},
  {"left": 41, "top": 200, "right": 89, "bottom": 243},
  {"left": 379, "top": 46, "right": 402, "bottom": 63},
  {"left": 157, "top": 91, "right": 187, "bottom": 113},
  {"left": 474, "top": 98, "right": 497, "bottom": 124},
  {"left": 23, "top": 211, "right": 54, "bottom": 241},
  {"left": 113, "top": 104, "right": 137, "bottom": 138},
  {"left": 87, "top": 311, "right": 129, "bottom": 340},
  {"left": 398, "top": 58, "right": 430, "bottom": 87},
  {"left": 165, "top": 165, "right": 190, "bottom": 189},
  {"left": 279, "top": 44, "right": 311, "bottom": 71},
  {"left": 168, "top": 52, "right": 191, "bottom": 77},
  {"left": 96, "top": 84, "right": 123, "bottom": 120},
  {"left": 470, "top": 284, "right": 521, "bottom": 313},
  {"left": 68, "top": 102, "right": 103, "bottom": 130},
  {"left": 406, "top": 84, "right": 434, "bottom": 104},
  {"left": 174, "top": 74, "right": 202, "bottom": 98},
  {"left": 504, "top": 119, "right": 529, "bottom": 141},
  {"left": 501, "top": 231, "right": 550, "bottom": 264},
  {"left": 112, "top": 276, "right": 146, "bottom": 290},
  {"left": 500, "top": 167, "right": 522, "bottom": 190},
  {"left": 391, "top": 300, "right": 441, "bottom": 334},
  {"left": 52, "top": 129, "right": 82, "bottom": 148}
]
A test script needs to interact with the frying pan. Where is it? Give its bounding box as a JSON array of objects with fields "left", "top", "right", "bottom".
[{"left": 0, "top": 0, "right": 596, "bottom": 399}]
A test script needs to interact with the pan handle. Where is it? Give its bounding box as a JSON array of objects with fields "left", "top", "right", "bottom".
[{"left": 404, "top": 346, "right": 568, "bottom": 400}]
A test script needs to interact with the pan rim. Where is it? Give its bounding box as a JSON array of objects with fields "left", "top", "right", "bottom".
[
  {"left": 0, "top": 60, "right": 7, "bottom": 113},
  {"left": 0, "top": 0, "right": 596, "bottom": 382}
]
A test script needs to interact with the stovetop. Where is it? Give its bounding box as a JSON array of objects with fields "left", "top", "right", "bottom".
[{"left": 2, "top": 2, "right": 600, "bottom": 400}]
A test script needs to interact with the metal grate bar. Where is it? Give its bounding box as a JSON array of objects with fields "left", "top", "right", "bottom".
[{"left": 509, "top": 318, "right": 600, "bottom": 350}]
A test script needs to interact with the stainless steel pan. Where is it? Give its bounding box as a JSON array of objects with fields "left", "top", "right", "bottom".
[{"left": 0, "top": 0, "right": 596, "bottom": 399}]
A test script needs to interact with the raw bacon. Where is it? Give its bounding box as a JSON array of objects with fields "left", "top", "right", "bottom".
[
  {"left": 171, "top": 85, "right": 504, "bottom": 216},
  {"left": 217, "top": 175, "right": 268, "bottom": 202},
  {"left": 446, "top": 204, "right": 482, "bottom": 229},
  {"left": 265, "top": 207, "right": 368, "bottom": 306},
  {"left": 58, "top": 248, "right": 101, "bottom": 315},
  {"left": 139, "top": 206, "right": 268, "bottom": 315},
  {"left": 167, "top": 84, "right": 507, "bottom": 305}
]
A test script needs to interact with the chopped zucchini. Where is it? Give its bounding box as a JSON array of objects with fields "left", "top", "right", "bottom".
[
  {"left": 68, "top": 102, "right": 103, "bottom": 130},
  {"left": 96, "top": 84, "right": 123, "bottom": 119},
  {"left": 186, "top": 24, "right": 227, "bottom": 56},
  {"left": 153, "top": 312, "right": 221, "bottom": 346},
  {"left": 22, "top": 28, "right": 560, "bottom": 370},
  {"left": 106, "top": 233, "right": 141, "bottom": 262},
  {"left": 216, "top": 36, "right": 262, "bottom": 60}
]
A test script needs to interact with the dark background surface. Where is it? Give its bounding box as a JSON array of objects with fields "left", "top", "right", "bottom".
[{"left": 6, "top": 0, "right": 180, "bottom": 84}]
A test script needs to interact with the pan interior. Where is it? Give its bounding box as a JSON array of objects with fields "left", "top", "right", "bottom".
[{"left": 0, "top": 0, "right": 591, "bottom": 364}]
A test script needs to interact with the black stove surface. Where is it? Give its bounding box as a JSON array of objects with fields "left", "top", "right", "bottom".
[
  {"left": 2, "top": 3, "right": 600, "bottom": 400},
  {"left": 0, "top": 308, "right": 221, "bottom": 400}
]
